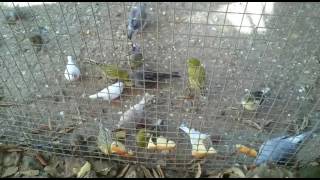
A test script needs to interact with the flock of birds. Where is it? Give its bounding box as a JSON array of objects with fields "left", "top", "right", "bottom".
[{"left": 5, "top": 2, "right": 319, "bottom": 167}]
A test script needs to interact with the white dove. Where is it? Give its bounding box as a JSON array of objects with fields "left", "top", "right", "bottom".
[
  {"left": 179, "top": 122, "right": 217, "bottom": 158},
  {"left": 89, "top": 81, "right": 124, "bottom": 102},
  {"left": 64, "top": 55, "right": 80, "bottom": 81}
]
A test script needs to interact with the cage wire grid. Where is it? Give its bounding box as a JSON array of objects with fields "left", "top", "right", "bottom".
[{"left": 0, "top": 2, "right": 320, "bottom": 171}]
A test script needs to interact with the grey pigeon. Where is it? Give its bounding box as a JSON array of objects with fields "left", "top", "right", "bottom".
[
  {"left": 255, "top": 131, "right": 314, "bottom": 165},
  {"left": 127, "top": 2, "right": 147, "bottom": 40},
  {"left": 130, "top": 69, "right": 181, "bottom": 88},
  {"left": 128, "top": 43, "right": 144, "bottom": 69}
]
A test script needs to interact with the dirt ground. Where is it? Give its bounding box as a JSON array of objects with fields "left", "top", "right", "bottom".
[{"left": 1, "top": 2, "right": 320, "bottom": 171}]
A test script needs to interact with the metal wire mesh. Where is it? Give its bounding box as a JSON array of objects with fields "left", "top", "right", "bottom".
[{"left": 1, "top": 2, "right": 320, "bottom": 171}]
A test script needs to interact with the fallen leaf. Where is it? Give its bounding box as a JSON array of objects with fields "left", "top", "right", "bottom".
[
  {"left": 140, "top": 165, "right": 153, "bottom": 178},
  {"left": 221, "top": 167, "right": 245, "bottom": 178},
  {"left": 35, "top": 153, "right": 48, "bottom": 166},
  {"left": 77, "top": 161, "right": 91, "bottom": 178},
  {"left": 6, "top": 148, "right": 23, "bottom": 153},
  {"left": 124, "top": 166, "right": 137, "bottom": 178},
  {"left": 2, "top": 166, "right": 19, "bottom": 177},
  {"left": 156, "top": 165, "right": 165, "bottom": 178},
  {"left": 195, "top": 163, "right": 201, "bottom": 178},
  {"left": 44, "top": 165, "right": 59, "bottom": 177},
  {"left": 152, "top": 168, "right": 160, "bottom": 178},
  {"left": 92, "top": 160, "right": 113, "bottom": 176},
  {"left": 117, "top": 164, "right": 130, "bottom": 178},
  {"left": 20, "top": 170, "right": 40, "bottom": 176}
]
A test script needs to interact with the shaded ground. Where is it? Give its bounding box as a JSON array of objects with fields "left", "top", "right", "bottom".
[
  {"left": 0, "top": 2, "right": 320, "bottom": 171},
  {"left": 1, "top": 144, "right": 319, "bottom": 178}
]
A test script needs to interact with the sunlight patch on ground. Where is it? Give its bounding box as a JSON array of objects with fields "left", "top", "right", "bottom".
[{"left": 219, "top": 2, "right": 274, "bottom": 34}]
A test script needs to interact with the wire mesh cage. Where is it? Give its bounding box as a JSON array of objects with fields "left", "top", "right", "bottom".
[{"left": 1, "top": 2, "right": 320, "bottom": 172}]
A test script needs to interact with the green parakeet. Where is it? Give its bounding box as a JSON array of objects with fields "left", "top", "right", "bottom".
[
  {"left": 128, "top": 43, "right": 144, "bottom": 70},
  {"left": 99, "top": 64, "right": 133, "bottom": 86},
  {"left": 241, "top": 87, "right": 270, "bottom": 111},
  {"left": 187, "top": 58, "right": 206, "bottom": 95},
  {"left": 136, "top": 129, "right": 152, "bottom": 148},
  {"left": 135, "top": 119, "right": 167, "bottom": 148}
]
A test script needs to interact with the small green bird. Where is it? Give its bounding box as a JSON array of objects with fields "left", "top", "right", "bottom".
[
  {"left": 135, "top": 119, "right": 165, "bottom": 148},
  {"left": 241, "top": 87, "right": 271, "bottom": 111},
  {"left": 187, "top": 58, "right": 206, "bottom": 96},
  {"left": 136, "top": 129, "right": 152, "bottom": 148},
  {"left": 99, "top": 64, "right": 133, "bottom": 86}
]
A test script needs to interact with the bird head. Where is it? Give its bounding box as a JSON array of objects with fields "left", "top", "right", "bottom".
[{"left": 187, "top": 58, "right": 201, "bottom": 67}]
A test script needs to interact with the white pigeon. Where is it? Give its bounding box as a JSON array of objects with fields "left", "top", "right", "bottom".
[
  {"left": 64, "top": 55, "right": 80, "bottom": 81},
  {"left": 179, "top": 122, "right": 217, "bottom": 158},
  {"left": 89, "top": 81, "right": 124, "bottom": 102}
]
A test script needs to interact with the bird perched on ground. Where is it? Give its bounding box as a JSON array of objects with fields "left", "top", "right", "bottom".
[
  {"left": 100, "top": 64, "right": 181, "bottom": 88},
  {"left": 128, "top": 43, "right": 144, "bottom": 70},
  {"left": 64, "top": 55, "right": 81, "bottom": 81},
  {"left": 127, "top": 2, "right": 147, "bottom": 40},
  {"left": 179, "top": 122, "right": 217, "bottom": 158},
  {"left": 135, "top": 119, "right": 166, "bottom": 148},
  {"left": 254, "top": 130, "right": 315, "bottom": 166},
  {"left": 89, "top": 81, "right": 124, "bottom": 102},
  {"left": 187, "top": 58, "right": 206, "bottom": 96},
  {"left": 136, "top": 128, "right": 152, "bottom": 148},
  {"left": 4, "top": 6, "right": 27, "bottom": 25},
  {"left": 130, "top": 68, "right": 181, "bottom": 88},
  {"left": 99, "top": 64, "right": 133, "bottom": 86},
  {"left": 118, "top": 93, "right": 155, "bottom": 128},
  {"left": 5, "top": 10, "right": 20, "bottom": 25},
  {"left": 29, "top": 26, "right": 49, "bottom": 52},
  {"left": 241, "top": 87, "right": 271, "bottom": 111}
]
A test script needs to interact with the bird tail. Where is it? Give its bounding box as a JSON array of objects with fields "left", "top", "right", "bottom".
[
  {"left": 288, "top": 131, "right": 313, "bottom": 144},
  {"left": 179, "top": 122, "right": 190, "bottom": 134},
  {"left": 128, "top": 29, "right": 133, "bottom": 40},
  {"left": 158, "top": 72, "right": 181, "bottom": 79},
  {"left": 89, "top": 94, "right": 98, "bottom": 99}
]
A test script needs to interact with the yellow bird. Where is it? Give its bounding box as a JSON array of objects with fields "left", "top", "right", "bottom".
[{"left": 187, "top": 58, "right": 206, "bottom": 96}]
